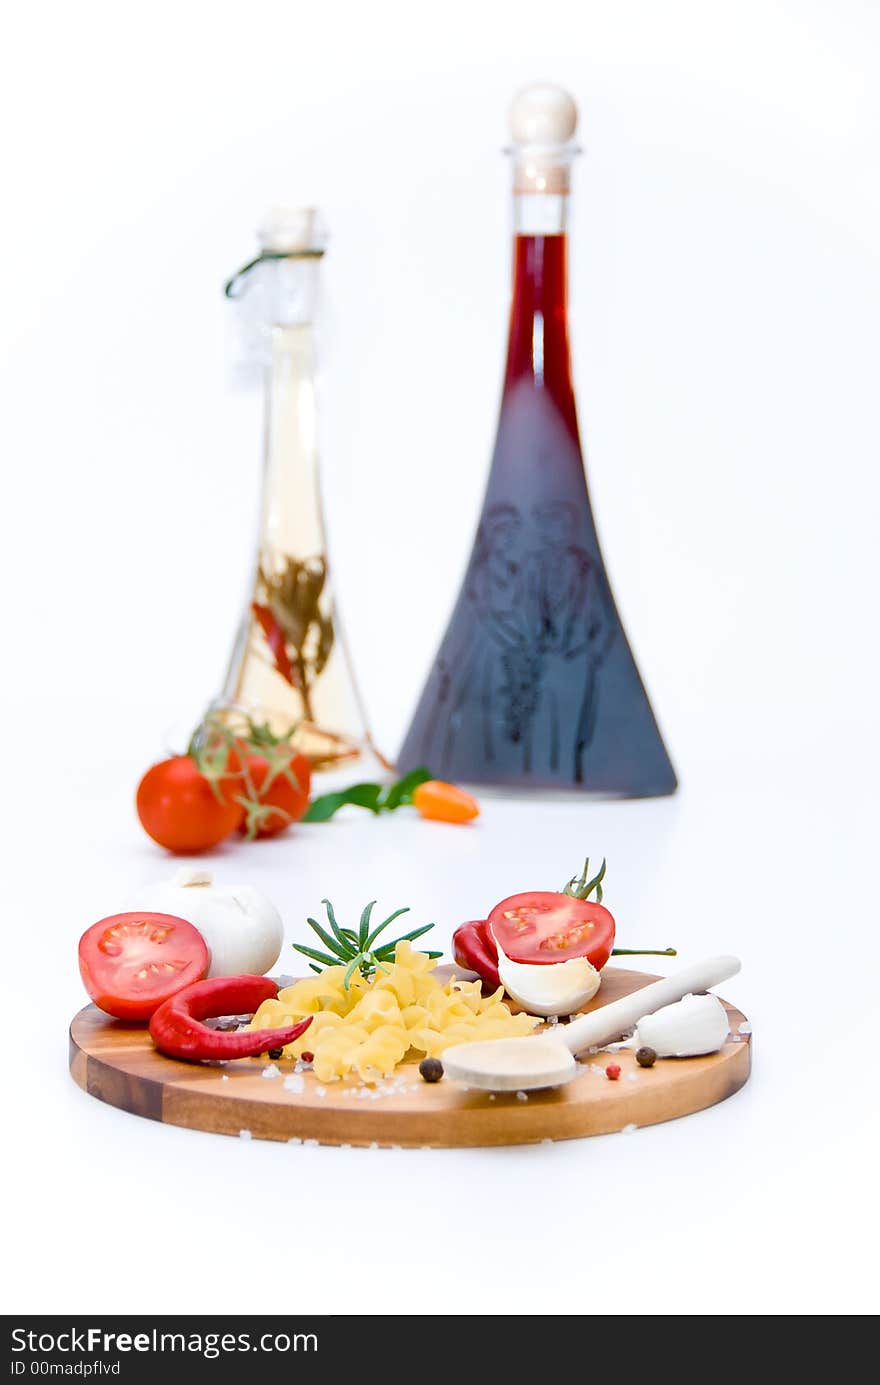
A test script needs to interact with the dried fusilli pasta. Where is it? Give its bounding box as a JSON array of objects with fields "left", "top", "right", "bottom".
[{"left": 248, "top": 941, "right": 538, "bottom": 1083}]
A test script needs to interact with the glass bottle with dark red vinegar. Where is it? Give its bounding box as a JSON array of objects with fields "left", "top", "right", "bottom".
[{"left": 398, "top": 84, "right": 676, "bottom": 795}]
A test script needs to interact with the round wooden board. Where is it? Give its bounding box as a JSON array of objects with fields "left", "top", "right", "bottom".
[{"left": 69, "top": 968, "right": 751, "bottom": 1147}]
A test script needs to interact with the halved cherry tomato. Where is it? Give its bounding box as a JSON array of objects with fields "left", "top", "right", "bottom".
[
  {"left": 240, "top": 751, "right": 311, "bottom": 839},
  {"left": 78, "top": 912, "right": 209, "bottom": 1020},
  {"left": 136, "top": 755, "right": 244, "bottom": 853},
  {"left": 487, "top": 891, "right": 616, "bottom": 971},
  {"left": 413, "top": 780, "right": 479, "bottom": 824}
]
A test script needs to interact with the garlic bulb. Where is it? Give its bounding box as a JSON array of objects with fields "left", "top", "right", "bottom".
[
  {"left": 129, "top": 868, "right": 283, "bottom": 978},
  {"left": 495, "top": 940, "right": 601, "bottom": 1017},
  {"left": 634, "top": 993, "right": 729, "bottom": 1057}
]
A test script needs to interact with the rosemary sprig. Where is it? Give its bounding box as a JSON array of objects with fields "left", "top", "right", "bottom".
[{"left": 293, "top": 899, "right": 441, "bottom": 987}]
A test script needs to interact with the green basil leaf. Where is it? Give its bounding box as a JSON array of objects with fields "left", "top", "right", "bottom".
[
  {"left": 382, "top": 766, "right": 432, "bottom": 811},
  {"left": 302, "top": 782, "right": 384, "bottom": 821}
]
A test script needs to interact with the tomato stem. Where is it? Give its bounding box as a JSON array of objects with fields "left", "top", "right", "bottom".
[
  {"left": 563, "top": 856, "right": 607, "bottom": 903},
  {"left": 611, "top": 947, "right": 678, "bottom": 957}
]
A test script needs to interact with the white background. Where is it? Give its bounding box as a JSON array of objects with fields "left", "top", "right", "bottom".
[{"left": 2, "top": 0, "right": 878, "bottom": 1317}]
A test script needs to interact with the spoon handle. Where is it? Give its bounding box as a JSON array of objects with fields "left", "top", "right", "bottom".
[{"left": 562, "top": 955, "right": 741, "bottom": 1055}]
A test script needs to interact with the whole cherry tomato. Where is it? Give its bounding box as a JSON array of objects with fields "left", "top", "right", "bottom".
[
  {"left": 240, "top": 751, "right": 312, "bottom": 839},
  {"left": 136, "top": 755, "right": 243, "bottom": 853}
]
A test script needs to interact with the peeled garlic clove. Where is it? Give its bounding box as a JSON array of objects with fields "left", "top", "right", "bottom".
[
  {"left": 495, "top": 941, "right": 601, "bottom": 1017},
  {"left": 634, "top": 993, "right": 729, "bottom": 1057}
]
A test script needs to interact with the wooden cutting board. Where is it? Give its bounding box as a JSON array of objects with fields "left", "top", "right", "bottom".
[{"left": 69, "top": 967, "right": 751, "bottom": 1147}]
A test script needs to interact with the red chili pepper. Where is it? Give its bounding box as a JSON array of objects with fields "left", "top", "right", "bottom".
[
  {"left": 251, "top": 602, "right": 297, "bottom": 687},
  {"left": 148, "top": 975, "right": 312, "bottom": 1063},
  {"left": 605, "top": 1063, "right": 621, "bottom": 1081},
  {"left": 453, "top": 919, "right": 500, "bottom": 990}
]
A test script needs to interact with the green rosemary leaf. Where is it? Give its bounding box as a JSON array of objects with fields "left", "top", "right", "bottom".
[
  {"left": 308, "top": 963, "right": 322, "bottom": 974},
  {"left": 364, "top": 906, "right": 411, "bottom": 951},
  {"left": 392, "top": 922, "right": 436, "bottom": 944},
  {"left": 293, "top": 942, "right": 344, "bottom": 968},
  {"left": 357, "top": 901, "right": 376, "bottom": 949},
  {"left": 305, "top": 914, "right": 350, "bottom": 959},
  {"left": 373, "top": 923, "right": 436, "bottom": 957},
  {"left": 343, "top": 955, "right": 362, "bottom": 990},
  {"left": 321, "top": 898, "right": 355, "bottom": 952},
  {"left": 382, "top": 767, "right": 432, "bottom": 811}
]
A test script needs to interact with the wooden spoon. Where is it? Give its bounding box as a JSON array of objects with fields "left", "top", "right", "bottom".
[{"left": 442, "top": 955, "right": 741, "bottom": 1092}]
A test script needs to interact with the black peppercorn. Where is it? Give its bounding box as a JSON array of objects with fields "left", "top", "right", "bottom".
[
  {"left": 419, "top": 1057, "right": 444, "bottom": 1083},
  {"left": 635, "top": 1046, "right": 657, "bottom": 1068},
  {"left": 267, "top": 1048, "right": 284, "bottom": 1061}
]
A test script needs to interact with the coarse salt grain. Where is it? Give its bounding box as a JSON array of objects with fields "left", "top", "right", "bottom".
[
  {"left": 369, "top": 1141, "right": 379, "bottom": 1150},
  {"left": 283, "top": 1074, "right": 305, "bottom": 1095},
  {"left": 627, "top": 1071, "right": 639, "bottom": 1082},
  {"left": 304, "top": 1138, "right": 319, "bottom": 1148},
  {"left": 739, "top": 1021, "right": 752, "bottom": 1035},
  {"left": 221, "top": 1074, "right": 230, "bottom": 1083},
  {"left": 287, "top": 1137, "right": 302, "bottom": 1146},
  {"left": 621, "top": 1123, "right": 638, "bottom": 1135},
  {"left": 516, "top": 1091, "right": 528, "bottom": 1102},
  {"left": 261, "top": 1064, "right": 281, "bottom": 1080},
  {"left": 315, "top": 1086, "right": 327, "bottom": 1098},
  {"left": 239, "top": 1130, "right": 252, "bottom": 1141}
]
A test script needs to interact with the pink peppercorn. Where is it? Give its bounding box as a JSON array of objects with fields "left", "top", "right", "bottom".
[{"left": 605, "top": 1063, "right": 621, "bottom": 1081}]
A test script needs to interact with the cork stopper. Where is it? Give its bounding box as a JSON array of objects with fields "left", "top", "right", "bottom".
[
  {"left": 258, "top": 207, "right": 325, "bottom": 254},
  {"left": 507, "top": 83, "right": 579, "bottom": 194},
  {"left": 509, "top": 84, "right": 578, "bottom": 146}
]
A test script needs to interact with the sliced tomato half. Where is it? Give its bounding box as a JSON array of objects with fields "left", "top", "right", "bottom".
[
  {"left": 78, "top": 911, "right": 209, "bottom": 1020},
  {"left": 488, "top": 891, "right": 616, "bottom": 971}
]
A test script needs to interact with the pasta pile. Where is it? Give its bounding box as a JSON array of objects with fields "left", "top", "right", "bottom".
[{"left": 248, "top": 941, "right": 539, "bottom": 1083}]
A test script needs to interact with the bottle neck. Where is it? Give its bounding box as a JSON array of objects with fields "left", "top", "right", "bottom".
[{"left": 503, "top": 191, "right": 577, "bottom": 433}]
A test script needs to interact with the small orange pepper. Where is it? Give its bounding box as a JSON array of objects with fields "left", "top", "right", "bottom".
[{"left": 412, "top": 780, "right": 480, "bottom": 824}]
